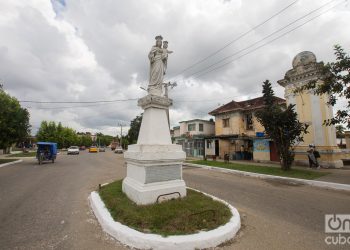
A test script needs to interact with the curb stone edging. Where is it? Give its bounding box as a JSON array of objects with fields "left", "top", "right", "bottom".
[
  {"left": 0, "top": 160, "right": 22, "bottom": 168},
  {"left": 184, "top": 163, "right": 350, "bottom": 192},
  {"left": 89, "top": 188, "right": 241, "bottom": 250}
]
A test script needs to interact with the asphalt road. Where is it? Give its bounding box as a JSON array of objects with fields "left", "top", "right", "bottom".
[{"left": 0, "top": 151, "right": 349, "bottom": 250}]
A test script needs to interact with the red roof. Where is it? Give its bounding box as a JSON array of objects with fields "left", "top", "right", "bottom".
[{"left": 209, "top": 96, "right": 286, "bottom": 115}]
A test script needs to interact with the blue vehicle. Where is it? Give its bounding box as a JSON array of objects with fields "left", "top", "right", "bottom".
[{"left": 36, "top": 142, "right": 57, "bottom": 164}]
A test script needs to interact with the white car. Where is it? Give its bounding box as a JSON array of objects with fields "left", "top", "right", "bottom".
[
  {"left": 67, "top": 146, "right": 79, "bottom": 155},
  {"left": 114, "top": 147, "right": 123, "bottom": 154}
]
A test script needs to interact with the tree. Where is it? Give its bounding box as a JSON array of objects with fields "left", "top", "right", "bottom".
[
  {"left": 0, "top": 86, "right": 31, "bottom": 153},
  {"left": 256, "top": 80, "right": 309, "bottom": 170},
  {"left": 37, "top": 121, "right": 56, "bottom": 144},
  {"left": 96, "top": 133, "right": 114, "bottom": 146},
  {"left": 336, "top": 125, "right": 345, "bottom": 146},
  {"left": 121, "top": 137, "right": 129, "bottom": 150},
  {"left": 127, "top": 113, "right": 143, "bottom": 144},
  {"left": 79, "top": 135, "right": 93, "bottom": 147},
  {"left": 296, "top": 45, "right": 350, "bottom": 128},
  {"left": 36, "top": 121, "right": 79, "bottom": 149}
]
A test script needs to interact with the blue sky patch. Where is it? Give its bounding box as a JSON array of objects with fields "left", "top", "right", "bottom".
[{"left": 51, "top": 0, "right": 66, "bottom": 15}]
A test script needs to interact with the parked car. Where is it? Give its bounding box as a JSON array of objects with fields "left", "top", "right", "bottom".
[
  {"left": 114, "top": 147, "right": 123, "bottom": 154},
  {"left": 89, "top": 146, "right": 98, "bottom": 153},
  {"left": 79, "top": 146, "right": 86, "bottom": 151},
  {"left": 99, "top": 147, "right": 106, "bottom": 152},
  {"left": 67, "top": 146, "right": 79, "bottom": 155}
]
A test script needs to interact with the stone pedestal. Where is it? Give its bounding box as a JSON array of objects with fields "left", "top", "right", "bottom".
[{"left": 122, "top": 94, "right": 186, "bottom": 205}]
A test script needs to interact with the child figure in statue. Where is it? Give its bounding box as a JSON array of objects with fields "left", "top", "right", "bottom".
[{"left": 162, "top": 41, "right": 173, "bottom": 75}]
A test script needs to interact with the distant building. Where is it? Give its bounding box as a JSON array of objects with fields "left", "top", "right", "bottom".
[
  {"left": 173, "top": 119, "right": 215, "bottom": 157},
  {"left": 172, "top": 126, "right": 180, "bottom": 142},
  {"left": 208, "top": 96, "right": 286, "bottom": 162}
]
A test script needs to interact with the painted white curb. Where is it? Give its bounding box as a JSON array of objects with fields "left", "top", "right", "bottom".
[
  {"left": 0, "top": 160, "right": 22, "bottom": 168},
  {"left": 89, "top": 188, "right": 241, "bottom": 250},
  {"left": 184, "top": 163, "right": 350, "bottom": 192}
]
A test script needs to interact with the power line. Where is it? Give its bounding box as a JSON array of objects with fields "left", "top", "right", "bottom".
[
  {"left": 176, "top": 0, "right": 338, "bottom": 82},
  {"left": 179, "top": 0, "right": 344, "bottom": 82},
  {"left": 24, "top": 85, "right": 283, "bottom": 110},
  {"left": 174, "top": 85, "right": 283, "bottom": 103},
  {"left": 167, "top": 0, "right": 299, "bottom": 81},
  {"left": 21, "top": 99, "right": 137, "bottom": 110},
  {"left": 19, "top": 97, "right": 139, "bottom": 104},
  {"left": 24, "top": 102, "right": 119, "bottom": 110}
]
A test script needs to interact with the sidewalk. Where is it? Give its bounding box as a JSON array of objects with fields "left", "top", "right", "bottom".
[
  {"left": 0, "top": 159, "right": 23, "bottom": 168},
  {"left": 186, "top": 158, "right": 350, "bottom": 185}
]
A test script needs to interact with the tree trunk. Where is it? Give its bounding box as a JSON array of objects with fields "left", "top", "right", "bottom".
[
  {"left": 280, "top": 147, "right": 292, "bottom": 171},
  {"left": 4, "top": 147, "right": 10, "bottom": 154}
]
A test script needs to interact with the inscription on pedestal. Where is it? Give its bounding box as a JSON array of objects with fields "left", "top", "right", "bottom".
[{"left": 145, "top": 165, "right": 181, "bottom": 183}]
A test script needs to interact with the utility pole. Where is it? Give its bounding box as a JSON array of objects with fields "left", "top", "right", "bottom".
[
  {"left": 118, "top": 123, "right": 125, "bottom": 149},
  {"left": 163, "top": 81, "right": 177, "bottom": 128}
]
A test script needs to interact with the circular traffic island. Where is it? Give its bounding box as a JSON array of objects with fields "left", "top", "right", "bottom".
[{"left": 90, "top": 180, "right": 240, "bottom": 250}]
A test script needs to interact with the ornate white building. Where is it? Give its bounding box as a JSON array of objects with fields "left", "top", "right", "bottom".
[{"left": 278, "top": 51, "right": 345, "bottom": 168}]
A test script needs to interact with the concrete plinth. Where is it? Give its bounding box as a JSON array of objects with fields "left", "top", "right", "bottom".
[
  {"left": 122, "top": 178, "right": 186, "bottom": 205},
  {"left": 122, "top": 94, "right": 187, "bottom": 205}
]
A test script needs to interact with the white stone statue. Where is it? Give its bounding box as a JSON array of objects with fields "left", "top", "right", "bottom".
[
  {"left": 123, "top": 36, "right": 186, "bottom": 205},
  {"left": 147, "top": 35, "right": 172, "bottom": 96}
]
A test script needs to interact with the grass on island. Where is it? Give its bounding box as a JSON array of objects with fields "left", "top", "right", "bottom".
[
  {"left": 7, "top": 152, "right": 36, "bottom": 157},
  {"left": 190, "top": 160, "right": 329, "bottom": 180},
  {"left": 0, "top": 159, "right": 19, "bottom": 164},
  {"left": 99, "top": 180, "right": 232, "bottom": 236}
]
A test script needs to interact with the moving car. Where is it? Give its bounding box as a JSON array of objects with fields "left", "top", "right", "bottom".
[
  {"left": 114, "top": 147, "right": 123, "bottom": 154},
  {"left": 36, "top": 142, "right": 57, "bottom": 164},
  {"left": 67, "top": 146, "right": 79, "bottom": 155},
  {"left": 111, "top": 142, "right": 117, "bottom": 151},
  {"left": 99, "top": 147, "right": 106, "bottom": 152},
  {"left": 89, "top": 146, "right": 98, "bottom": 153}
]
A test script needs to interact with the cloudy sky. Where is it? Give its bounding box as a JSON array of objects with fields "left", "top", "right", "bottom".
[{"left": 1, "top": 0, "right": 349, "bottom": 136}]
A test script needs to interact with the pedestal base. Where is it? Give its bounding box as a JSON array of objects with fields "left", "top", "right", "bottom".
[
  {"left": 123, "top": 94, "right": 187, "bottom": 205},
  {"left": 122, "top": 177, "right": 187, "bottom": 205},
  {"left": 123, "top": 144, "right": 187, "bottom": 205}
]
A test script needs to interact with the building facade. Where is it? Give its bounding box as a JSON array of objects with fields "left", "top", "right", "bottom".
[
  {"left": 207, "top": 96, "right": 286, "bottom": 162},
  {"left": 173, "top": 119, "right": 215, "bottom": 157}
]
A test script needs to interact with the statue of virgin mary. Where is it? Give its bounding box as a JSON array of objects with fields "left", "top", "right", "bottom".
[{"left": 148, "top": 35, "right": 167, "bottom": 96}]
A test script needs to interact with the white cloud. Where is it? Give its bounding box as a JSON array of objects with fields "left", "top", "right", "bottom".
[{"left": 0, "top": 0, "right": 349, "bottom": 135}]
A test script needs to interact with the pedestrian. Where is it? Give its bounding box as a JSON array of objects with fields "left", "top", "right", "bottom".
[
  {"left": 240, "top": 145, "right": 245, "bottom": 160},
  {"left": 307, "top": 144, "right": 320, "bottom": 169},
  {"left": 313, "top": 146, "right": 321, "bottom": 169},
  {"left": 224, "top": 153, "right": 229, "bottom": 163},
  {"left": 307, "top": 144, "right": 318, "bottom": 168}
]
